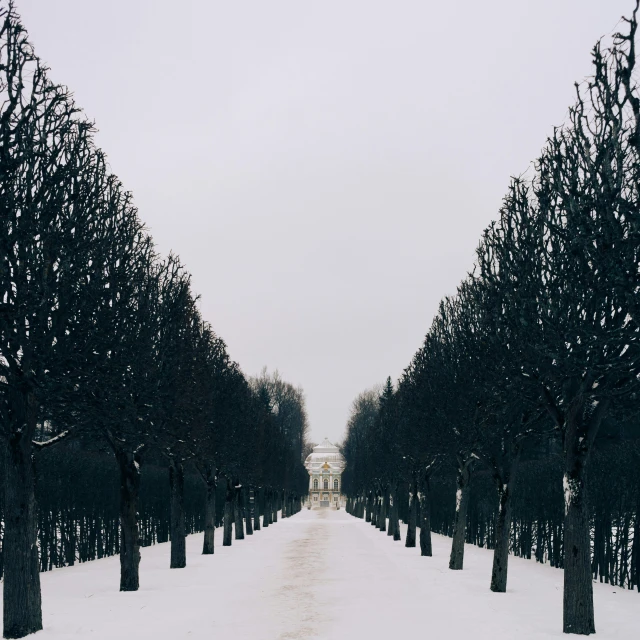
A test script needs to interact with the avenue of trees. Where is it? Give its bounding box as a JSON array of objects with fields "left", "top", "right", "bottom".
[
  {"left": 0, "top": 4, "right": 308, "bottom": 638},
  {"left": 343, "top": 4, "right": 640, "bottom": 636}
]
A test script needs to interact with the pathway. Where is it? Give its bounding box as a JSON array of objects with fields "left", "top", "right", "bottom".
[{"left": 5, "top": 509, "right": 638, "bottom": 639}]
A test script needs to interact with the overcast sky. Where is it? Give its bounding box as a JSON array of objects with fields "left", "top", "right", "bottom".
[{"left": 17, "top": 0, "right": 630, "bottom": 444}]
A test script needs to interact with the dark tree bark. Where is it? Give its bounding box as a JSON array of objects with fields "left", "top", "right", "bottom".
[
  {"left": 563, "top": 413, "right": 596, "bottom": 635},
  {"left": 223, "top": 479, "right": 234, "bottom": 546},
  {"left": 378, "top": 487, "right": 388, "bottom": 532},
  {"left": 535, "top": 520, "right": 545, "bottom": 564},
  {"left": 490, "top": 485, "right": 514, "bottom": 589},
  {"left": 405, "top": 473, "right": 418, "bottom": 548},
  {"left": 365, "top": 491, "right": 373, "bottom": 523},
  {"left": 393, "top": 485, "right": 401, "bottom": 541},
  {"left": 2, "top": 402, "right": 43, "bottom": 639},
  {"left": 234, "top": 483, "right": 245, "bottom": 540},
  {"left": 419, "top": 470, "right": 433, "bottom": 557},
  {"left": 387, "top": 484, "right": 395, "bottom": 537},
  {"left": 371, "top": 491, "right": 379, "bottom": 527},
  {"left": 202, "top": 465, "right": 216, "bottom": 554},
  {"left": 64, "top": 508, "right": 76, "bottom": 566},
  {"left": 169, "top": 460, "right": 186, "bottom": 568},
  {"left": 563, "top": 470, "right": 594, "bottom": 634},
  {"left": 117, "top": 448, "right": 142, "bottom": 591},
  {"left": 388, "top": 481, "right": 401, "bottom": 540},
  {"left": 253, "top": 487, "right": 261, "bottom": 531},
  {"left": 263, "top": 490, "right": 271, "bottom": 528},
  {"left": 449, "top": 463, "right": 471, "bottom": 570},
  {"left": 246, "top": 487, "right": 254, "bottom": 535},
  {"left": 546, "top": 395, "right": 608, "bottom": 633},
  {"left": 489, "top": 448, "right": 520, "bottom": 592},
  {"left": 631, "top": 495, "right": 640, "bottom": 591}
]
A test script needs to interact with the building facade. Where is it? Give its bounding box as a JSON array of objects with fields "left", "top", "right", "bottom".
[{"left": 304, "top": 438, "right": 346, "bottom": 507}]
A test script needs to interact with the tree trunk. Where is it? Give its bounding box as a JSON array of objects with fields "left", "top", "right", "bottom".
[
  {"left": 365, "top": 492, "right": 373, "bottom": 523},
  {"left": 371, "top": 493, "right": 381, "bottom": 529},
  {"left": 449, "top": 463, "right": 470, "bottom": 570},
  {"left": 406, "top": 474, "right": 418, "bottom": 548},
  {"left": 116, "top": 448, "right": 142, "bottom": 591},
  {"left": 65, "top": 508, "right": 76, "bottom": 566},
  {"left": 563, "top": 452, "right": 595, "bottom": 634},
  {"left": 263, "top": 490, "right": 271, "bottom": 528},
  {"left": 535, "top": 520, "right": 545, "bottom": 564},
  {"left": 387, "top": 489, "right": 394, "bottom": 536},
  {"left": 393, "top": 484, "right": 401, "bottom": 541},
  {"left": 254, "top": 488, "right": 261, "bottom": 531},
  {"left": 378, "top": 488, "right": 388, "bottom": 532},
  {"left": 2, "top": 412, "right": 43, "bottom": 639},
  {"left": 169, "top": 460, "right": 186, "bottom": 568},
  {"left": 223, "top": 479, "right": 234, "bottom": 546},
  {"left": 631, "top": 495, "right": 639, "bottom": 591},
  {"left": 490, "top": 450, "right": 520, "bottom": 592},
  {"left": 234, "top": 482, "right": 245, "bottom": 540},
  {"left": 419, "top": 470, "right": 433, "bottom": 556},
  {"left": 490, "top": 483, "right": 514, "bottom": 591},
  {"left": 371, "top": 492, "right": 378, "bottom": 527},
  {"left": 246, "top": 487, "right": 254, "bottom": 535},
  {"left": 388, "top": 482, "right": 401, "bottom": 540},
  {"left": 202, "top": 466, "right": 216, "bottom": 555}
]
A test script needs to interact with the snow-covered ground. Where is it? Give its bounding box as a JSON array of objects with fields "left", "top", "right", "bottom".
[{"left": 2, "top": 509, "right": 638, "bottom": 639}]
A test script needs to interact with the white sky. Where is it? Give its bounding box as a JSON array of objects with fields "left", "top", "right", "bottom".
[{"left": 16, "top": 0, "right": 630, "bottom": 444}]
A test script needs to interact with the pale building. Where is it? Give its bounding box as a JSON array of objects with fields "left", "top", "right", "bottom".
[{"left": 304, "top": 438, "right": 346, "bottom": 507}]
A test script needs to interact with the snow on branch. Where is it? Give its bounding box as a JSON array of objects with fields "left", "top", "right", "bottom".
[{"left": 32, "top": 430, "right": 69, "bottom": 449}]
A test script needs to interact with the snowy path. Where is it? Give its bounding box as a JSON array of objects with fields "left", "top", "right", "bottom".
[{"left": 3, "top": 509, "right": 638, "bottom": 639}]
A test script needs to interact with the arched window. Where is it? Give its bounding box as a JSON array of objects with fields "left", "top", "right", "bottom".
[
  {"left": 323, "top": 478, "right": 328, "bottom": 490},
  {"left": 313, "top": 479, "right": 318, "bottom": 490},
  {"left": 333, "top": 479, "right": 338, "bottom": 491}
]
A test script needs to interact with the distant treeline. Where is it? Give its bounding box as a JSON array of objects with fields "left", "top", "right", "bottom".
[
  {"left": 346, "top": 434, "right": 638, "bottom": 587},
  {"left": 342, "top": 3, "right": 640, "bottom": 637},
  {"left": 0, "top": 444, "right": 296, "bottom": 578},
  {"left": 0, "top": 4, "right": 308, "bottom": 639}
]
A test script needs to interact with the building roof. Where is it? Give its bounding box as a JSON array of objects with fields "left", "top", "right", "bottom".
[{"left": 304, "top": 437, "right": 346, "bottom": 473}]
